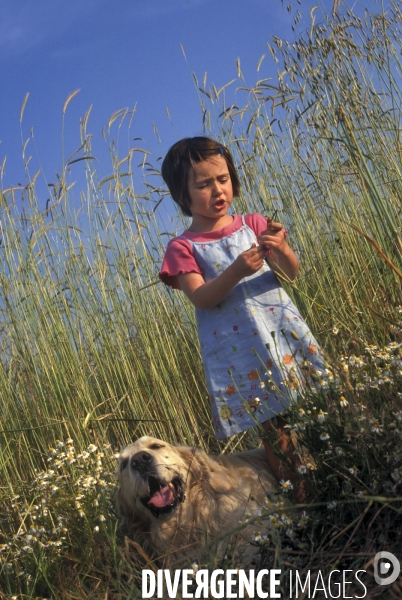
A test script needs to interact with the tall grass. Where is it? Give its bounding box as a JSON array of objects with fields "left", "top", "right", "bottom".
[
  {"left": 198, "top": 1, "right": 402, "bottom": 352},
  {"left": 0, "top": 1, "right": 401, "bottom": 597},
  {"left": 0, "top": 115, "right": 214, "bottom": 477}
]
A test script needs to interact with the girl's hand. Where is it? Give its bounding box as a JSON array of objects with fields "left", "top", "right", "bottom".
[
  {"left": 232, "top": 243, "right": 266, "bottom": 278},
  {"left": 257, "top": 216, "right": 299, "bottom": 281},
  {"left": 257, "top": 218, "right": 287, "bottom": 254}
]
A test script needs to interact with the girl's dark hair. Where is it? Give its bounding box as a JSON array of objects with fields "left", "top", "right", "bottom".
[{"left": 161, "top": 137, "right": 240, "bottom": 217}]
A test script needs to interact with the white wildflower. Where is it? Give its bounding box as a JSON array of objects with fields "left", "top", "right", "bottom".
[
  {"left": 370, "top": 420, "right": 383, "bottom": 434},
  {"left": 252, "top": 531, "right": 262, "bottom": 542},
  {"left": 280, "top": 479, "right": 293, "bottom": 492}
]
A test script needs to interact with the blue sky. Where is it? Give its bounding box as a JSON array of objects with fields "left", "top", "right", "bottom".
[{"left": 0, "top": 0, "right": 332, "bottom": 193}]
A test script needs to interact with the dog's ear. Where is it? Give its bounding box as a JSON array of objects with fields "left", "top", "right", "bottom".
[
  {"left": 116, "top": 488, "right": 130, "bottom": 520},
  {"left": 117, "top": 489, "right": 143, "bottom": 519},
  {"left": 205, "top": 461, "right": 234, "bottom": 494},
  {"left": 176, "top": 447, "right": 234, "bottom": 494}
]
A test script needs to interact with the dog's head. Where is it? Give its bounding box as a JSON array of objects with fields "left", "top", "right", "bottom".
[{"left": 117, "top": 436, "right": 191, "bottom": 520}]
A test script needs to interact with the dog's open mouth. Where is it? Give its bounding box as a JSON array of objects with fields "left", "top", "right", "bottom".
[{"left": 141, "top": 475, "right": 185, "bottom": 517}]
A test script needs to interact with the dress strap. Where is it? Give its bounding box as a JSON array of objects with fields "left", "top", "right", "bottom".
[{"left": 240, "top": 215, "right": 246, "bottom": 226}]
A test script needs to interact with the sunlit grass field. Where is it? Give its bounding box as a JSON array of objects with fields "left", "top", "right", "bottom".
[{"left": 1, "top": 2, "right": 402, "bottom": 598}]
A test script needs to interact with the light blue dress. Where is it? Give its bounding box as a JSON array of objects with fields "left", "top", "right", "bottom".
[{"left": 181, "top": 216, "right": 325, "bottom": 440}]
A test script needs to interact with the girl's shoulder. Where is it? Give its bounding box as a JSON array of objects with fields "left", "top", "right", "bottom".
[
  {"left": 244, "top": 213, "right": 268, "bottom": 235},
  {"left": 164, "top": 234, "right": 193, "bottom": 255},
  {"left": 160, "top": 236, "right": 201, "bottom": 289}
]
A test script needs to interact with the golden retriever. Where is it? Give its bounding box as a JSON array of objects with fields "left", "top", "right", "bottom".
[{"left": 117, "top": 436, "right": 278, "bottom": 567}]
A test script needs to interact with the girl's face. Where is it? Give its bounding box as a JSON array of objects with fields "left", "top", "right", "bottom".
[{"left": 187, "top": 155, "right": 234, "bottom": 231}]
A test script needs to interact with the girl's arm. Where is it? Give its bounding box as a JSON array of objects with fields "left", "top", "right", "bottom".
[
  {"left": 178, "top": 243, "right": 266, "bottom": 310},
  {"left": 267, "top": 244, "right": 299, "bottom": 281},
  {"left": 266, "top": 244, "right": 299, "bottom": 281}
]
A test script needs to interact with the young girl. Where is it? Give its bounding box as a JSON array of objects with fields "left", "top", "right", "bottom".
[{"left": 159, "top": 137, "right": 324, "bottom": 502}]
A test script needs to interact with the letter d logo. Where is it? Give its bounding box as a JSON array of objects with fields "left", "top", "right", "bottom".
[{"left": 374, "top": 551, "right": 400, "bottom": 585}]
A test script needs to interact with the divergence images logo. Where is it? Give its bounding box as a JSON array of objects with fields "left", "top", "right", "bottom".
[{"left": 374, "top": 552, "right": 400, "bottom": 586}]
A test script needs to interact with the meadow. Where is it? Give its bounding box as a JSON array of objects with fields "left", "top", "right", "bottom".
[{"left": 0, "top": 1, "right": 402, "bottom": 598}]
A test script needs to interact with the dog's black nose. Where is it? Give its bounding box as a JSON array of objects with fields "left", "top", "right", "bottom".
[{"left": 131, "top": 451, "right": 153, "bottom": 473}]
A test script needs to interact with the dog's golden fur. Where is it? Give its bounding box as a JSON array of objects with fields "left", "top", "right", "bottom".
[{"left": 117, "top": 436, "right": 278, "bottom": 567}]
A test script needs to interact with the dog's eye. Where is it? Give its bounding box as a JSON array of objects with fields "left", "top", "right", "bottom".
[
  {"left": 149, "top": 444, "right": 163, "bottom": 450},
  {"left": 120, "top": 458, "right": 129, "bottom": 472}
]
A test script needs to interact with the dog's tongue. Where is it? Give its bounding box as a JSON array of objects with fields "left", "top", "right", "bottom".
[{"left": 148, "top": 485, "right": 174, "bottom": 508}]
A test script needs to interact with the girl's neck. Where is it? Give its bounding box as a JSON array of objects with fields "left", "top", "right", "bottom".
[{"left": 187, "top": 214, "right": 234, "bottom": 233}]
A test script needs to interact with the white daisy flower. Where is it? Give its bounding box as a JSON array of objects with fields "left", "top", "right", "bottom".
[{"left": 280, "top": 479, "right": 293, "bottom": 492}]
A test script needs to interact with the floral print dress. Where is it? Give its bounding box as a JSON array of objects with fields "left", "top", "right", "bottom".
[
  {"left": 160, "top": 214, "right": 325, "bottom": 439},
  {"left": 161, "top": 215, "right": 326, "bottom": 440}
]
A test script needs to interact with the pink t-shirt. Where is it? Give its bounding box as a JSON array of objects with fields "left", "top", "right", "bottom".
[{"left": 159, "top": 213, "right": 270, "bottom": 290}]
